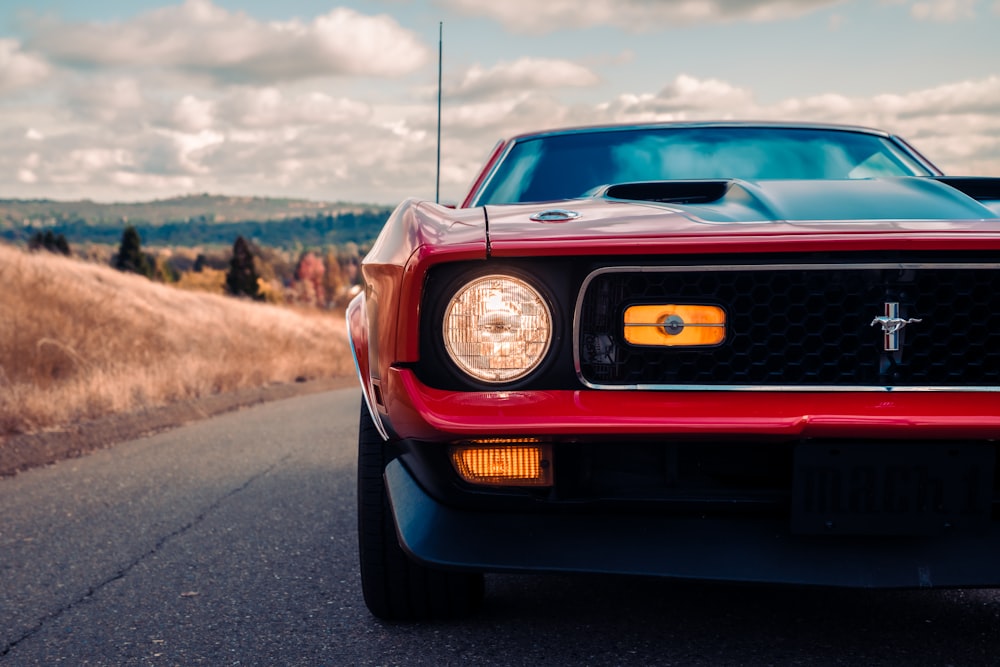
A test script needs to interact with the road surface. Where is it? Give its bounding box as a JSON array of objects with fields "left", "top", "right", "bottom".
[{"left": 2, "top": 389, "right": 998, "bottom": 665}]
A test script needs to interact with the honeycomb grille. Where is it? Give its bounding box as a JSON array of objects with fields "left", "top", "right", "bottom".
[{"left": 576, "top": 264, "right": 1000, "bottom": 388}]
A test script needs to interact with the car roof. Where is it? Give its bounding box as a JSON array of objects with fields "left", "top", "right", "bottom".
[{"left": 503, "top": 120, "right": 893, "bottom": 144}]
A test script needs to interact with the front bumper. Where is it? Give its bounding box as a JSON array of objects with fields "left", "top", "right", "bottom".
[
  {"left": 385, "top": 459, "right": 1000, "bottom": 588},
  {"left": 380, "top": 368, "right": 1000, "bottom": 442}
]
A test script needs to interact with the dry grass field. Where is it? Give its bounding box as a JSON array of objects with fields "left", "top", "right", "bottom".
[{"left": 0, "top": 243, "right": 354, "bottom": 438}]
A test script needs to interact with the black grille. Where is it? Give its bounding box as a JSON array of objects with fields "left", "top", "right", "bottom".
[{"left": 577, "top": 264, "right": 1000, "bottom": 387}]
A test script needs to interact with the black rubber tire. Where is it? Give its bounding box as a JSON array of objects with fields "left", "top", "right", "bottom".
[{"left": 356, "top": 400, "right": 485, "bottom": 621}]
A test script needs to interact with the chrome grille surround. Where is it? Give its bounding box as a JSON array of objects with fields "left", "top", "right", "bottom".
[{"left": 574, "top": 262, "right": 1000, "bottom": 392}]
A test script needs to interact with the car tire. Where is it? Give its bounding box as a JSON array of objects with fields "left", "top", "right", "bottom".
[{"left": 356, "top": 400, "right": 485, "bottom": 620}]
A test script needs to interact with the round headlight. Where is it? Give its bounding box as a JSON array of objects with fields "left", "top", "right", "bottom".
[{"left": 443, "top": 274, "right": 552, "bottom": 383}]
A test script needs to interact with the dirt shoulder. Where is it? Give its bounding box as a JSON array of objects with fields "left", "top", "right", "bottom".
[{"left": 0, "top": 376, "right": 357, "bottom": 477}]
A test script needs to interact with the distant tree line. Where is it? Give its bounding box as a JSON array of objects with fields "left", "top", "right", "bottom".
[
  {"left": 0, "top": 193, "right": 367, "bottom": 228},
  {"left": 105, "top": 224, "right": 365, "bottom": 308},
  {"left": 2, "top": 209, "right": 391, "bottom": 249}
]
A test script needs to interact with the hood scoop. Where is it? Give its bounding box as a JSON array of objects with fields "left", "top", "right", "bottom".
[
  {"left": 603, "top": 180, "right": 731, "bottom": 205},
  {"left": 600, "top": 177, "right": 1000, "bottom": 222}
]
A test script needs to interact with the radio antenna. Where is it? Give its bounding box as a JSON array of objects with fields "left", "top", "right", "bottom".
[{"left": 435, "top": 21, "right": 442, "bottom": 204}]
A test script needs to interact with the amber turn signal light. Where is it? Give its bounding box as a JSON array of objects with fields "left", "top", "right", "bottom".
[
  {"left": 624, "top": 304, "right": 725, "bottom": 346},
  {"left": 450, "top": 441, "right": 553, "bottom": 487}
]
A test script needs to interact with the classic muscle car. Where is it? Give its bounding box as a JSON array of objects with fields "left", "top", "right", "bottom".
[{"left": 347, "top": 121, "right": 1000, "bottom": 620}]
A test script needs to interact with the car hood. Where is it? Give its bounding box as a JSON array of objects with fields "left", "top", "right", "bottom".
[{"left": 482, "top": 177, "right": 1000, "bottom": 251}]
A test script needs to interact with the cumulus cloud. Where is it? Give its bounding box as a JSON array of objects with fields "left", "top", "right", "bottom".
[
  {"left": 909, "top": 0, "right": 978, "bottom": 20},
  {"left": 446, "top": 58, "right": 600, "bottom": 101},
  {"left": 4, "top": 1, "right": 994, "bottom": 205},
  {"left": 706, "top": 76, "right": 1000, "bottom": 176},
  {"left": 64, "top": 78, "right": 147, "bottom": 125},
  {"left": 7, "top": 72, "right": 999, "bottom": 205},
  {"left": 428, "top": 73, "right": 1000, "bottom": 197},
  {"left": 172, "top": 96, "right": 217, "bottom": 133},
  {"left": 23, "top": 0, "right": 430, "bottom": 83},
  {"left": 0, "top": 39, "right": 50, "bottom": 92},
  {"left": 600, "top": 75, "right": 756, "bottom": 118},
  {"left": 155, "top": 128, "right": 226, "bottom": 175},
  {"left": 464, "top": 73, "right": 1000, "bottom": 192},
  {"left": 439, "top": 0, "right": 845, "bottom": 33},
  {"left": 871, "top": 76, "right": 1000, "bottom": 117},
  {"left": 0, "top": 79, "right": 399, "bottom": 202},
  {"left": 216, "top": 88, "right": 371, "bottom": 129}
]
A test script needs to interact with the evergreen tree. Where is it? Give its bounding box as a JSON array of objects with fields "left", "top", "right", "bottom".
[
  {"left": 113, "top": 225, "right": 153, "bottom": 278},
  {"left": 225, "top": 236, "right": 262, "bottom": 300},
  {"left": 53, "top": 232, "right": 71, "bottom": 256},
  {"left": 28, "top": 230, "right": 72, "bottom": 256}
]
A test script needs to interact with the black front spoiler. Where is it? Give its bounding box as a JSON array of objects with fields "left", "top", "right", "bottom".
[{"left": 385, "top": 459, "right": 1000, "bottom": 589}]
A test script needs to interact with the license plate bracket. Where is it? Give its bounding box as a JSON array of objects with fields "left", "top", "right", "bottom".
[{"left": 791, "top": 443, "right": 994, "bottom": 536}]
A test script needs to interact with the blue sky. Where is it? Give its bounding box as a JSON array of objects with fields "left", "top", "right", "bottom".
[{"left": 1, "top": 0, "right": 998, "bottom": 204}]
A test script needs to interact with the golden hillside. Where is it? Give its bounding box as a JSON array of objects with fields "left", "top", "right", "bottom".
[{"left": 0, "top": 243, "right": 353, "bottom": 437}]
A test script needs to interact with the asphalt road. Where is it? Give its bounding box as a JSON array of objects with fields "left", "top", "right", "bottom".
[{"left": 2, "top": 388, "right": 999, "bottom": 666}]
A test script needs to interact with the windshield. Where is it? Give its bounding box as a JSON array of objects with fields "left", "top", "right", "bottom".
[{"left": 473, "top": 126, "right": 934, "bottom": 205}]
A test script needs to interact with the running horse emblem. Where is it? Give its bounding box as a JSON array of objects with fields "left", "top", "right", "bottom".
[{"left": 870, "top": 302, "right": 922, "bottom": 352}]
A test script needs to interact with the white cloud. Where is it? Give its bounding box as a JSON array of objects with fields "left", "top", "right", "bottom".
[
  {"left": 9, "top": 73, "right": 1000, "bottom": 205},
  {"left": 910, "top": 0, "right": 978, "bottom": 20},
  {"left": 871, "top": 76, "right": 1000, "bottom": 116},
  {"left": 110, "top": 171, "right": 198, "bottom": 193},
  {"left": 172, "top": 96, "right": 216, "bottom": 133},
  {"left": 2, "top": 1, "right": 995, "bottom": 206},
  {"left": 598, "top": 75, "right": 756, "bottom": 119},
  {"left": 433, "top": 74, "right": 1000, "bottom": 193},
  {"left": 439, "top": 0, "right": 845, "bottom": 33},
  {"left": 217, "top": 88, "right": 371, "bottom": 129},
  {"left": 0, "top": 39, "right": 50, "bottom": 92},
  {"left": 0, "top": 81, "right": 393, "bottom": 202},
  {"left": 155, "top": 128, "right": 226, "bottom": 175},
  {"left": 24, "top": 0, "right": 430, "bottom": 83},
  {"left": 64, "top": 78, "right": 147, "bottom": 125},
  {"left": 446, "top": 58, "right": 600, "bottom": 101}
]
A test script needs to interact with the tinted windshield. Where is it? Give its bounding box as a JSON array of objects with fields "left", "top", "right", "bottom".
[{"left": 473, "top": 126, "right": 933, "bottom": 205}]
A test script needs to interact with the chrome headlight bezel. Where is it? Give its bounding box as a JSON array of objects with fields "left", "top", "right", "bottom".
[{"left": 441, "top": 273, "right": 553, "bottom": 384}]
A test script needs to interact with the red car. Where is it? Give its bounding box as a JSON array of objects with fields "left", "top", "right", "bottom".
[{"left": 347, "top": 121, "right": 1000, "bottom": 620}]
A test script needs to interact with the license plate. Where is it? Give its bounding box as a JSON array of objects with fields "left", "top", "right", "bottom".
[{"left": 791, "top": 443, "right": 994, "bottom": 536}]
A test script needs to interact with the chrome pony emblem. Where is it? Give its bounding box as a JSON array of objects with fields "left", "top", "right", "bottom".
[
  {"left": 870, "top": 302, "right": 922, "bottom": 352},
  {"left": 529, "top": 209, "right": 581, "bottom": 222}
]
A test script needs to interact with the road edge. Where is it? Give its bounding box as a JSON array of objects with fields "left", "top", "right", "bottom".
[{"left": 0, "top": 376, "right": 358, "bottom": 478}]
